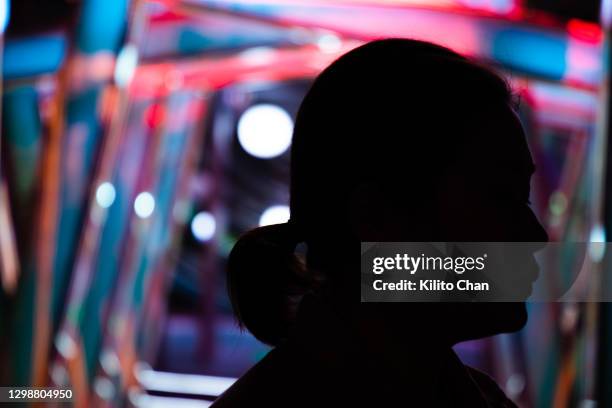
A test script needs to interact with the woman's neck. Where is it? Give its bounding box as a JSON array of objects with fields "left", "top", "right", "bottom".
[{"left": 290, "top": 294, "right": 488, "bottom": 407}]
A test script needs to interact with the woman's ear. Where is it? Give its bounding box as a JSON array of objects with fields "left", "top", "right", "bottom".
[
  {"left": 348, "top": 181, "right": 440, "bottom": 242},
  {"left": 347, "top": 182, "right": 390, "bottom": 241}
]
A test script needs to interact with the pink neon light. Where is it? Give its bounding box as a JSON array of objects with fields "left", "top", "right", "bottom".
[{"left": 567, "top": 19, "right": 603, "bottom": 45}]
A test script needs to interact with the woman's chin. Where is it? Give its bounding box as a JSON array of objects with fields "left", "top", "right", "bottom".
[
  {"left": 495, "top": 302, "right": 528, "bottom": 333},
  {"left": 451, "top": 302, "right": 528, "bottom": 343}
]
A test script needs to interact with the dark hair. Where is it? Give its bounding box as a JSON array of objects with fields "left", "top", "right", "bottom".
[{"left": 227, "top": 39, "right": 513, "bottom": 346}]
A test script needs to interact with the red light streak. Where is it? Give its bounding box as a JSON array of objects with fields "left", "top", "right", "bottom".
[{"left": 567, "top": 19, "right": 602, "bottom": 45}]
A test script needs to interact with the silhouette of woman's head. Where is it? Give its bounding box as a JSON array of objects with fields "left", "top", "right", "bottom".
[{"left": 228, "top": 39, "right": 548, "bottom": 346}]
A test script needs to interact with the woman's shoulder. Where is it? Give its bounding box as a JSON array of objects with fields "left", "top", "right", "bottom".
[
  {"left": 210, "top": 345, "right": 321, "bottom": 408},
  {"left": 210, "top": 348, "right": 284, "bottom": 407}
]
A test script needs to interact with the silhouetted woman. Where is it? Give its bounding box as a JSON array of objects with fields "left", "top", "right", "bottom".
[{"left": 212, "top": 39, "right": 548, "bottom": 407}]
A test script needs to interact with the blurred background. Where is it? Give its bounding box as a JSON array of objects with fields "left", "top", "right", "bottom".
[{"left": 0, "top": 0, "right": 612, "bottom": 407}]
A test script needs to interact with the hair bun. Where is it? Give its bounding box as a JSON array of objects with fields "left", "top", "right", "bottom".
[{"left": 227, "top": 223, "right": 308, "bottom": 345}]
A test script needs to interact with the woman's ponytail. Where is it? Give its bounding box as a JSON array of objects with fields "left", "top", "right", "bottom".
[{"left": 227, "top": 222, "right": 311, "bottom": 346}]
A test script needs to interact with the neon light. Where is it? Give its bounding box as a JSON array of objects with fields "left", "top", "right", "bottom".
[
  {"left": 317, "top": 33, "right": 343, "bottom": 53},
  {"left": 95, "top": 182, "right": 117, "bottom": 209},
  {"left": 0, "top": 0, "right": 9, "bottom": 33},
  {"left": 191, "top": 212, "right": 216, "bottom": 242},
  {"left": 237, "top": 104, "right": 293, "bottom": 159},
  {"left": 567, "top": 19, "right": 603, "bottom": 45},
  {"left": 136, "top": 369, "right": 236, "bottom": 397},
  {"left": 589, "top": 225, "right": 606, "bottom": 262},
  {"left": 259, "top": 205, "right": 290, "bottom": 226},
  {"left": 601, "top": 0, "right": 612, "bottom": 29},
  {"left": 131, "top": 395, "right": 212, "bottom": 408},
  {"left": 3, "top": 34, "right": 67, "bottom": 79},
  {"left": 134, "top": 192, "right": 155, "bottom": 219},
  {"left": 115, "top": 44, "right": 139, "bottom": 86}
]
